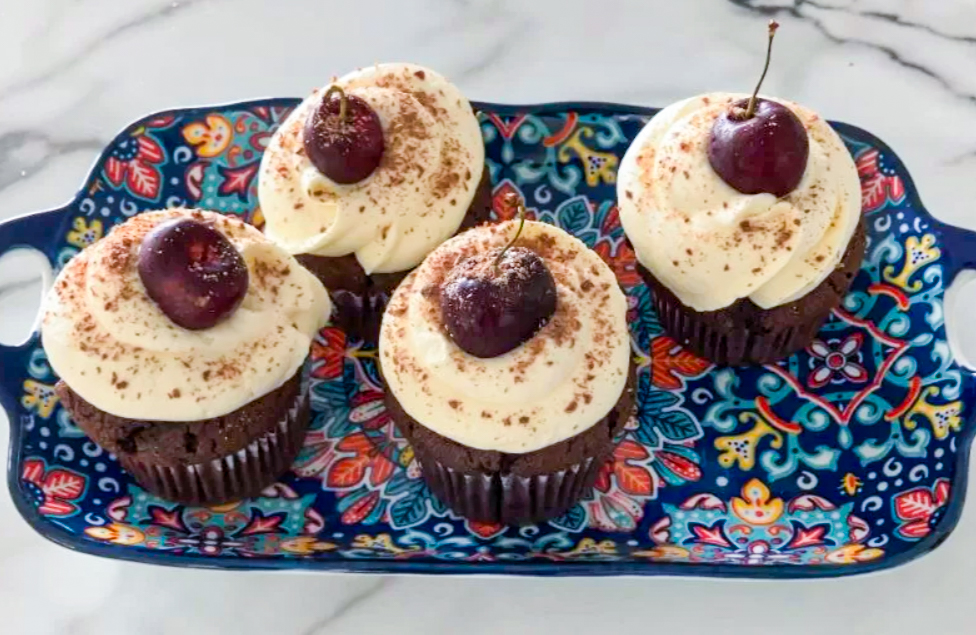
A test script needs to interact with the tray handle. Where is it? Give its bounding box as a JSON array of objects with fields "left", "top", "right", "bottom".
[
  {"left": 940, "top": 220, "right": 976, "bottom": 279},
  {"left": 940, "top": 220, "right": 976, "bottom": 373},
  {"left": 0, "top": 208, "right": 64, "bottom": 353}
]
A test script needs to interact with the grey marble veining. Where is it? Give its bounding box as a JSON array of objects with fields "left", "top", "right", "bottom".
[{"left": 2, "top": 1, "right": 976, "bottom": 633}]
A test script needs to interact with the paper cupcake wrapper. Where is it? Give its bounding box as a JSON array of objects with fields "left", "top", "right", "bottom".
[
  {"left": 649, "top": 288, "right": 828, "bottom": 366},
  {"left": 642, "top": 267, "right": 831, "bottom": 366},
  {"left": 417, "top": 453, "right": 601, "bottom": 525},
  {"left": 329, "top": 287, "right": 393, "bottom": 346},
  {"left": 117, "top": 388, "right": 311, "bottom": 506}
]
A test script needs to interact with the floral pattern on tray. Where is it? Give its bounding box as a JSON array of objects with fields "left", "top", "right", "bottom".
[{"left": 2, "top": 99, "right": 974, "bottom": 576}]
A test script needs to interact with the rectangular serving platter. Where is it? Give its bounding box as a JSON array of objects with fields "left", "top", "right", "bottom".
[{"left": 1, "top": 98, "right": 975, "bottom": 577}]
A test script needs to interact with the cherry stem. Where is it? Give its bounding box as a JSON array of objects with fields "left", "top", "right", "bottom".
[
  {"left": 494, "top": 193, "right": 526, "bottom": 270},
  {"left": 745, "top": 20, "right": 780, "bottom": 119},
  {"left": 322, "top": 84, "right": 349, "bottom": 123}
]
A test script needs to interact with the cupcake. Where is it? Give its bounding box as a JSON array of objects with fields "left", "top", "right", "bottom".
[
  {"left": 618, "top": 24, "right": 863, "bottom": 365},
  {"left": 379, "top": 207, "right": 636, "bottom": 524},
  {"left": 259, "top": 63, "right": 491, "bottom": 344},
  {"left": 41, "top": 209, "right": 330, "bottom": 504}
]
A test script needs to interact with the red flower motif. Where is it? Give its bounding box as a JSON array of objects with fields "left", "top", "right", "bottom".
[
  {"left": 593, "top": 238, "right": 641, "bottom": 288},
  {"left": 103, "top": 133, "right": 166, "bottom": 201},
  {"left": 325, "top": 432, "right": 396, "bottom": 490},
  {"left": 311, "top": 328, "right": 346, "bottom": 380},
  {"left": 466, "top": 520, "right": 506, "bottom": 539},
  {"left": 608, "top": 440, "right": 655, "bottom": 497},
  {"left": 491, "top": 181, "right": 536, "bottom": 221},
  {"left": 893, "top": 479, "right": 950, "bottom": 541},
  {"left": 807, "top": 333, "right": 868, "bottom": 388},
  {"left": 857, "top": 148, "right": 906, "bottom": 214},
  {"left": 350, "top": 389, "right": 391, "bottom": 431},
  {"left": 341, "top": 490, "right": 381, "bottom": 525},
  {"left": 650, "top": 336, "right": 712, "bottom": 390},
  {"left": 21, "top": 458, "right": 87, "bottom": 517},
  {"left": 485, "top": 113, "right": 527, "bottom": 140}
]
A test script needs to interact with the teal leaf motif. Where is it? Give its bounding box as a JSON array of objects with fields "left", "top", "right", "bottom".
[
  {"left": 556, "top": 196, "right": 592, "bottom": 236},
  {"left": 384, "top": 471, "right": 425, "bottom": 498},
  {"left": 390, "top": 495, "right": 429, "bottom": 529},
  {"left": 549, "top": 504, "right": 587, "bottom": 533},
  {"left": 634, "top": 376, "right": 703, "bottom": 447}
]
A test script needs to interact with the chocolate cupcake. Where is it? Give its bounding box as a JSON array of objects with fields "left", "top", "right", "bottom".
[
  {"left": 379, "top": 216, "right": 636, "bottom": 524},
  {"left": 617, "top": 92, "right": 864, "bottom": 365},
  {"left": 41, "top": 209, "right": 330, "bottom": 504},
  {"left": 259, "top": 63, "right": 492, "bottom": 344}
]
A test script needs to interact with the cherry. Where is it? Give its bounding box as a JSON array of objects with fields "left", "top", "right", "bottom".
[
  {"left": 440, "top": 196, "right": 557, "bottom": 358},
  {"left": 138, "top": 218, "right": 249, "bottom": 330},
  {"left": 707, "top": 21, "right": 809, "bottom": 198},
  {"left": 303, "top": 85, "right": 384, "bottom": 184}
]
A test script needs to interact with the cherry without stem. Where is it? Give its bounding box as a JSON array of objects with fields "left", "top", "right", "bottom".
[{"left": 138, "top": 218, "right": 249, "bottom": 330}]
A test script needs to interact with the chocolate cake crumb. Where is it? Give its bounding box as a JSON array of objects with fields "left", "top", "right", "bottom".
[
  {"left": 414, "top": 70, "right": 426, "bottom": 79},
  {"left": 448, "top": 400, "right": 460, "bottom": 410},
  {"left": 168, "top": 388, "right": 181, "bottom": 399},
  {"left": 565, "top": 401, "right": 578, "bottom": 413}
]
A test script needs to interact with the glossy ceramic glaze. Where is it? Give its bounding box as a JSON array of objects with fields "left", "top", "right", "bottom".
[{"left": 1, "top": 99, "right": 974, "bottom": 576}]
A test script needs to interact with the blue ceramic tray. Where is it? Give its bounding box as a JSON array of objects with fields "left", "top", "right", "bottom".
[{"left": 2, "top": 99, "right": 975, "bottom": 577}]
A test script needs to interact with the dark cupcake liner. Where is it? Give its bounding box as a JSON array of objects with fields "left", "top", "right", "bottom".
[
  {"left": 639, "top": 219, "right": 867, "bottom": 366},
  {"left": 117, "top": 387, "right": 311, "bottom": 506},
  {"left": 328, "top": 286, "right": 395, "bottom": 346},
  {"left": 645, "top": 270, "right": 833, "bottom": 366},
  {"left": 416, "top": 451, "right": 602, "bottom": 525}
]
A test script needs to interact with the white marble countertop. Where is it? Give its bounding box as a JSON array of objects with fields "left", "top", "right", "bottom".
[{"left": 2, "top": 0, "right": 976, "bottom": 633}]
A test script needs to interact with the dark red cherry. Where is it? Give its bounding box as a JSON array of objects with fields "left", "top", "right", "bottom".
[
  {"left": 303, "top": 85, "right": 384, "bottom": 184},
  {"left": 708, "top": 98, "right": 809, "bottom": 198},
  {"left": 138, "top": 218, "right": 249, "bottom": 330},
  {"left": 440, "top": 247, "right": 557, "bottom": 358},
  {"left": 707, "top": 20, "right": 809, "bottom": 198}
]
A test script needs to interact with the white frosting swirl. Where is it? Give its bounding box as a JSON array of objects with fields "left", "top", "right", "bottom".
[
  {"left": 617, "top": 93, "right": 861, "bottom": 312},
  {"left": 41, "top": 209, "right": 330, "bottom": 421},
  {"left": 259, "top": 63, "right": 485, "bottom": 274},
  {"left": 379, "top": 221, "right": 631, "bottom": 453}
]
